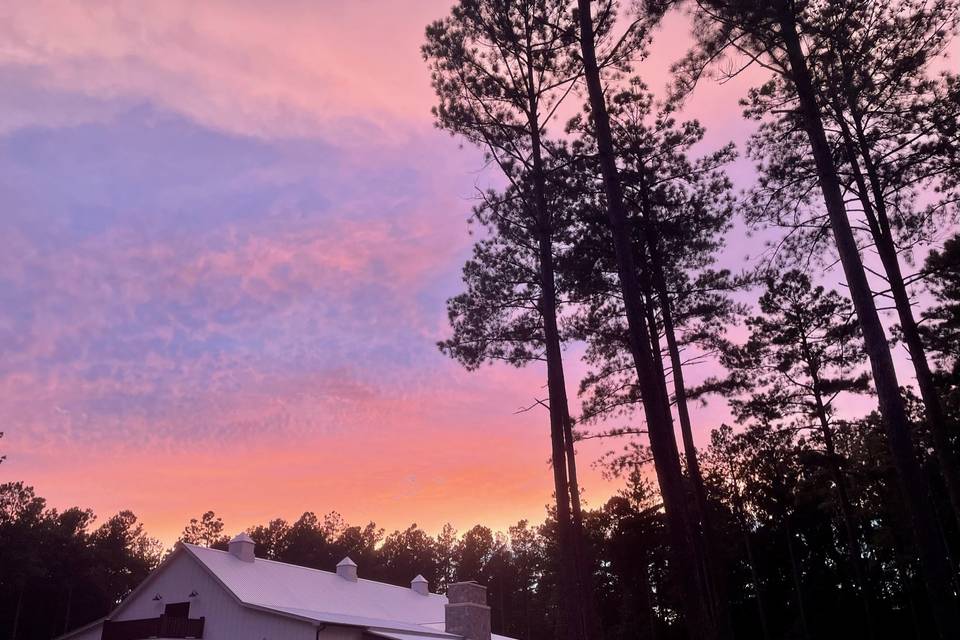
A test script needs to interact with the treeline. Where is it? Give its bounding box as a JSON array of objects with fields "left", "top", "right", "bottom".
[
  {"left": 423, "top": 1, "right": 960, "bottom": 640},
  {"left": 0, "top": 483, "right": 162, "bottom": 640},
  {"left": 0, "top": 482, "right": 702, "bottom": 640}
]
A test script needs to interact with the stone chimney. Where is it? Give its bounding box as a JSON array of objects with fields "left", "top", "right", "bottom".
[
  {"left": 228, "top": 532, "right": 255, "bottom": 562},
  {"left": 336, "top": 556, "right": 358, "bottom": 581},
  {"left": 411, "top": 574, "right": 429, "bottom": 595},
  {"left": 445, "top": 581, "right": 491, "bottom": 640}
]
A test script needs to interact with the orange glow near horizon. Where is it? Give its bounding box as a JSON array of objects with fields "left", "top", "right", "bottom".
[{"left": 10, "top": 362, "right": 627, "bottom": 546}]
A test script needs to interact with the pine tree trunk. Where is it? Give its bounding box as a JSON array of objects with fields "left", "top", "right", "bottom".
[
  {"left": 562, "top": 405, "right": 604, "bottom": 639},
  {"left": 640, "top": 181, "right": 731, "bottom": 638},
  {"left": 525, "top": 41, "right": 596, "bottom": 636},
  {"left": 641, "top": 273, "right": 723, "bottom": 636},
  {"left": 564, "top": 411, "right": 585, "bottom": 525},
  {"left": 784, "top": 518, "right": 811, "bottom": 640},
  {"left": 885, "top": 511, "right": 928, "bottom": 638},
  {"left": 12, "top": 584, "right": 24, "bottom": 640},
  {"left": 841, "top": 92, "right": 960, "bottom": 533},
  {"left": 63, "top": 584, "right": 74, "bottom": 634},
  {"left": 726, "top": 458, "right": 771, "bottom": 640},
  {"left": 660, "top": 312, "right": 734, "bottom": 637},
  {"left": 806, "top": 359, "right": 875, "bottom": 640},
  {"left": 640, "top": 553, "right": 659, "bottom": 640},
  {"left": 532, "top": 159, "right": 586, "bottom": 640},
  {"left": 537, "top": 241, "right": 582, "bottom": 640},
  {"left": 524, "top": 586, "right": 532, "bottom": 640},
  {"left": 576, "top": 2, "right": 717, "bottom": 637},
  {"left": 741, "top": 531, "right": 770, "bottom": 640},
  {"left": 773, "top": 3, "right": 959, "bottom": 635}
]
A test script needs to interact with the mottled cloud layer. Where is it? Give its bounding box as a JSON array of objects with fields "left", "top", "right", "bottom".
[
  {"left": 7, "top": 1, "right": 944, "bottom": 544},
  {"left": 0, "top": 1, "right": 630, "bottom": 542}
]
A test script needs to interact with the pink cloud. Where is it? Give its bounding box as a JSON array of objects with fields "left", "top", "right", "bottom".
[{"left": 0, "top": 1, "right": 455, "bottom": 140}]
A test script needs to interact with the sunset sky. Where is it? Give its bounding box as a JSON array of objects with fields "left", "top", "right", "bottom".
[{"left": 1, "top": 2, "right": 955, "bottom": 546}]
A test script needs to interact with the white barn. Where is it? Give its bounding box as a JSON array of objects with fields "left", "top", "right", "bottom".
[{"left": 59, "top": 533, "right": 516, "bottom": 640}]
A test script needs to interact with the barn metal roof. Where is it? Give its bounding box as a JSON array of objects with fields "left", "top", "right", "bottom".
[{"left": 182, "top": 543, "right": 516, "bottom": 639}]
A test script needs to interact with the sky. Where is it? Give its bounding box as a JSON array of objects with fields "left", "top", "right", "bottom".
[{"left": 0, "top": 2, "right": 956, "bottom": 547}]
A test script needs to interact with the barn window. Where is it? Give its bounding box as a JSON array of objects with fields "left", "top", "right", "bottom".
[{"left": 164, "top": 601, "right": 190, "bottom": 618}]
